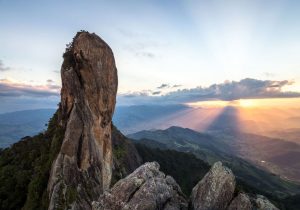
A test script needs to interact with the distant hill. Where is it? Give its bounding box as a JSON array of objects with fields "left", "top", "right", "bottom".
[
  {"left": 113, "top": 104, "right": 191, "bottom": 134},
  {"left": 134, "top": 142, "right": 210, "bottom": 195},
  {"left": 0, "top": 109, "right": 56, "bottom": 148},
  {"left": 129, "top": 126, "right": 300, "bottom": 197},
  {"left": 207, "top": 129, "right": 300, "bottom": 183},
  {"left": 0, "top": 105, "right": 190, "bottom": 148},
  {"left": 134, "top": 141, "right": 300, "bottom": 209},
  {"left": 268, "top": 128, "right": 300, "bottom": 145}
]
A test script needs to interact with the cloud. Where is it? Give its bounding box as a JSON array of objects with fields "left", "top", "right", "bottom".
[
  {"left": 263, "top": 72, "right": 275, "bottom": 78},
  {"left": 2, "top": 77, "right": 300, "bottom": 111},
  {"left": 0, "top": 60, "right": 11, "bottom": 71},
  {"left": 172, "top": 84, "right": 182, "bottom": 88},
  {"left": 157, "top": 84, "right": 170, "bottom": 89},
  {"left": 0, "top": 79, "right": 60, "bottom": 98},
  {"left": 135, "top": 52, "right": 155, "bottom": 58},
  {"left": 124, "top": 42, "right": 156, "bottom": 59},
  {"left": 117, "top": 78, "right": 300, "bottom": 105},
  {"left": 118, "top": 29, "right": 161, "bottom": 59},
  {"left": 152, "top": 91, "right": 161, "bottom": 95}
]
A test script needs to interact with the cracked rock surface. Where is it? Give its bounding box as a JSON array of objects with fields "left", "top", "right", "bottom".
[
  {"left": 190, "top": 161, "right": 236, "bottom": 210},
  {"left": 92, "top": 162, "right": 188, "bottom": 210},
  {"left": 228, "top": 193, "right": 252, "bottom": 210}
]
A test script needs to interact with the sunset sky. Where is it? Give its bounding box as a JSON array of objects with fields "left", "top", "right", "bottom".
[{"left": 1, "top": 0, "right": 300, "bottom": 112}]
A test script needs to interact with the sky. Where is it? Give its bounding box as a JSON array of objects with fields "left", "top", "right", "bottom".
[{"left": 1, "top": 0, "right": 300, "bottom": 112}]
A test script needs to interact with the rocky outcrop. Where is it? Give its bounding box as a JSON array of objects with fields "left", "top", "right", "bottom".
[
  {"left": 227, "top": 193, "right": 252, "bottom": 210},
  {"left": 92, "top": 162, "right": 188, "bottom": 210},
  {"left": 47, "top": 31, "right": 118, "bottom": 210},
  {"left": 91, "top": 160, "right": 280, "bottom": 210},
  {"left": 190, "top": 161, "right": 279, "bottom": 210},
  {"left": 255, "top": 195, "right": 279, "bottom": 210},
  {"left": 190, "top": 161, "right": 236, "bottom": 210}
]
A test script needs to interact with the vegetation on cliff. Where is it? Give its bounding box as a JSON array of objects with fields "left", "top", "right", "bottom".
[{"left": 0, "top": 111, "right": 64, "bottom": 210}]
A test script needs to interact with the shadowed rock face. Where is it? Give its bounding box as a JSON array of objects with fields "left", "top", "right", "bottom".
[
  {"left": 190, "top": 161, "right": 236, "bottom": 210},
  {"left": 228, "top": 193, "right": 252, "bottom": 210},
  {"left": 92, "top": 162, "right": 188, "bottom": 210},
  {"left": 47, "top": 31, "right": 118, "bottom": 210}
]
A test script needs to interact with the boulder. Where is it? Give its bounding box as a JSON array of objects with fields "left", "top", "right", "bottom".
[
  {"left": 255, "top": 195, "right": 279, "bottom": 210},
  {"left": 228, "top": 193, "right": 252, "bottom": 210},
  {"left": 92, "top": 162, "right": 188, "bottom": 210},
  {"left": 190, "top": 161, "right": 236, "bottom": 210}
]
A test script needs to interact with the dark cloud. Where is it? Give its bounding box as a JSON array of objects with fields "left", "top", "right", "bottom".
[
  {"left": 157, "top": 84, "right": 170, "bottom": 89},
  {"left": 47, "top": 79, "right": 54, "bottom": 83},
  {"left": 0, "top": 79, "right": 60, "bottom": 98},
  {"left": 0, "top": 60, "right": 11, "bottom": 71},
  {"left": 162, "top": 78, "right": 300, "bottom": 102},
  {"left": 172, "top": 84, "right": 182, "bottom": 88},
  {"left": 117, "top": 78, "right": 300, "bottom": 105},
  {"left": 152, "top": 91, "right": 161, "bottom": 95}
]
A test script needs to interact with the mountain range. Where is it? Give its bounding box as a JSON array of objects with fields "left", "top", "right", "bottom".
[
  {"left": 129, "top": 126, "right": 300, "bottom": 196},
  {"left": 1, "top": 107, "right": 299, "bottom": 183},
  {"left": 0, "top": 31, "right": 299, "bottom": 210}
]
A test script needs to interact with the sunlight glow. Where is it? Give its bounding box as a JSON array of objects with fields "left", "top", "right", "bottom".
[
  {"left": 186, "top": 97, "right": 300, "bottom": 134},
  {"left": 238, "top": 99, "right": 257, "bottom": 108},
  {"left": 188, "top": 98, "right": 300, "bottom": 109},
  {"left": 187, "top": 100, "right": 230, "bottom": 108}
]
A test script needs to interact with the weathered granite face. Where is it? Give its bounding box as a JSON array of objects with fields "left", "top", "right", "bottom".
[
  {"left": 92, "top": 162, "right": 188, "bottom": 210},
  {"left": 228, "top": 193, "right": 252, "bottom": 210},
  {"left": 190, "top": 161, "right": 236, "bottom": 210},
  {"left": 47, "top": 31, "right": 118, "bottom": 210}
]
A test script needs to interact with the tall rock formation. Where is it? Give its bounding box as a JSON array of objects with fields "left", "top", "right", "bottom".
[{"left": 47, "top": 31, "right": 118, "bottom": 210}]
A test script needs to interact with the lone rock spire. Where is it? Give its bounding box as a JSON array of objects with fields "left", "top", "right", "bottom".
[{"left": 48, "top": 31, "right": 118, "bottom": 210}]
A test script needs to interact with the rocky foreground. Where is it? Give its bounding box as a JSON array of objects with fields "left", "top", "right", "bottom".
[{"left": 93, "top": 161, "right": 278, "bottom": 210}]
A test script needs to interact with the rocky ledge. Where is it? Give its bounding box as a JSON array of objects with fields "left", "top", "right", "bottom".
[
  {"left": 93, "top": 161, "right": 279, "bottom": 210},
  {"left": 92, "top": 162, "right": 187, "bottom": 210}
]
